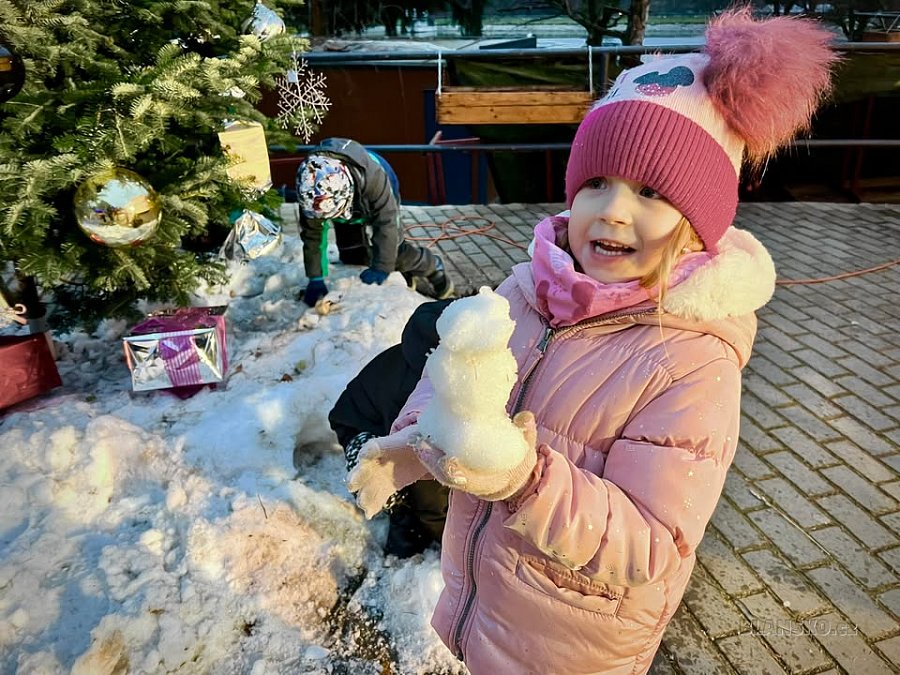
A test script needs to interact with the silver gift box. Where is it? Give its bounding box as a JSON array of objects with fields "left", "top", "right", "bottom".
[
  {"left": 123, "top": 307, "right": 228, "bottom": 392},
  {"left": 220, "top": 210, "right": 282, "bottom": 260}
]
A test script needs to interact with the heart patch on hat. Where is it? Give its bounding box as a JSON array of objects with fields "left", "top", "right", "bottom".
[{"left": 634, "top": 66, "right": 695, "bottom": 97}]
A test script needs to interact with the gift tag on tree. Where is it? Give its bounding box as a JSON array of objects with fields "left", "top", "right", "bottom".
[{"left": 217, "top": 121, "right": 272, "bottom": 192}]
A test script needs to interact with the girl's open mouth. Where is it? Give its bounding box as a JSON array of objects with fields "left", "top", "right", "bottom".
[{"left": 592, "top": 239, "right": 635, "bottom": 256}]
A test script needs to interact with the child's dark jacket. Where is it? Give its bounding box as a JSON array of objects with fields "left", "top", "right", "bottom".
[
  {"left": 329, "top": 299, "right": 452, "bottom": 447},
  {"left": 300, "top": 138, "right": 401, "bottom": 278}
]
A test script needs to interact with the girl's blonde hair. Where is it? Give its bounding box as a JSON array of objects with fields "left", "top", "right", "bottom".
[{"left": 639, "top": 217, "right": 702, "bottom": 309}]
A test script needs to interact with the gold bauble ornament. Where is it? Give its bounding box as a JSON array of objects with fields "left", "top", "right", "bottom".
[
  {"left": 0, "top": 39, "right": 25, "bottom": 103},
  {"left": 74, "top": 168, "right": 162, "bottom": 247}
]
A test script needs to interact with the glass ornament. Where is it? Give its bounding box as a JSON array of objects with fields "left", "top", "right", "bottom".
[
  {"left": 74, "top": 168, "right": 162, "bottom": 247},
  {"left": 0, "top": 39, "right": 25, "bottom": 103},
  {"left": 242, "top": 3, "right": 285, "bottom": 42}
]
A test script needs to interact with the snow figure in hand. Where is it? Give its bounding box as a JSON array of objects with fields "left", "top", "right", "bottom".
[{"left": 417, "top": 288, "right": 529, "bottom": 476}]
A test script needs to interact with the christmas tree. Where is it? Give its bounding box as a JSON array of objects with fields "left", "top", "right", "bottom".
[{"left": 0, "top": 0, "right": 309, "bottom": 328}]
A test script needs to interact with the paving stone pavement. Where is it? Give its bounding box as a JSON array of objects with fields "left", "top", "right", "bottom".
[{"left": 399, "top": 201, "right": 900, "bottom": 675}]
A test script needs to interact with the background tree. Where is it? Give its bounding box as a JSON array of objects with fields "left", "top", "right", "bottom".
[
  {"left": 300, "top": 0, "right": 374, "bottom": 36},
  {"left": 546, "top": 0, "right": 649, "bottom": 45},
  {"left": 448, "top": 0, "right": 489, "bottom": 36},
  {"left": 381, "top": 3, "right": 408, "bottom": 36},
  {"left": 379, "top": 0, "right": 446, "bottom": 37},
  {"left": 627, "top": 0, "right": 651, "bottom": 44},
  {"left": 821, "top": 0, "right": 898, "bottom": 39},
  {"left": 0, "top": 0, "right": 308, "bottom": 328}
]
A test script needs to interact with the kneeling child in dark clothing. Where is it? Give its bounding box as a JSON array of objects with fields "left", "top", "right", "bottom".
[
  {"left": 329, "top": 299, "right": 453, "bottom": 557},
  {"left": 297, "top": 138, "right": 454, "bottom": 306}
]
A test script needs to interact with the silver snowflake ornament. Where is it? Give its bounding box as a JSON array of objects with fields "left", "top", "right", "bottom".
[{"left": 275, "top": 55, "right": 330, "bottom": 143}]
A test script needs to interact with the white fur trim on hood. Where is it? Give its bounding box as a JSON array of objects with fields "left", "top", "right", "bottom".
[{"left": 662, "top": 226, "right": 775, "bottom": 322}]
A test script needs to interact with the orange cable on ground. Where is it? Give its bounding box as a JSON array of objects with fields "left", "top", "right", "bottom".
[
  {"left": 404, "top": 215, "right": 529, "bottom": 251},
  {"left": 776, "top": 258, "right": 900, "bottom": 285},
  {"left": 406, "top": 216, "right": 899, "bottom": 286}
]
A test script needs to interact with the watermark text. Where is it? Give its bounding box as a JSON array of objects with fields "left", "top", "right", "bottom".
[{"left": 742, "top": 617, "right": 858, "bottom": 637}]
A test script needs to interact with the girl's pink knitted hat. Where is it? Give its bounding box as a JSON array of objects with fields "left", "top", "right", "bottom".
[{"left": 565, "top": 8, "right": 837, "bottom": 251}]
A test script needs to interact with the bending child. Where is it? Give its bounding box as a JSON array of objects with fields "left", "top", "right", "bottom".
[
  {"left": 296, "top": 137, "right": 454, "bottom": 306},
  {"left": 347, "top": 9, "right": 836, "bottom": 673}
]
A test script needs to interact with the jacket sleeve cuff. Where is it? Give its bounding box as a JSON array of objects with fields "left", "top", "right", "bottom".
[{"left": 505, "top": 444, "right": 550, "bottom": 513}]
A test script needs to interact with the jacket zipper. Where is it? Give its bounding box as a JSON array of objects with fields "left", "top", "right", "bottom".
[
  {"left": 511, "top": 325, "right": 553, "bottom": 413},
  {"left": 450, "top": 306, "right": 656, "bottom": 658},
  {"left": 451, "top": 499, "right": 492, "bottom": 656},
  {"left": 452, "top": 324, "right": 556, "bottom": 657},
  {"left": 513, "top": 305, "right": 655, "bottom": 413}
]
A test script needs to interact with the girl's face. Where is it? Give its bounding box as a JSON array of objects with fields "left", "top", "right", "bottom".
[{"left": 568, "top": 177, "right": 685, "bottom": 284}]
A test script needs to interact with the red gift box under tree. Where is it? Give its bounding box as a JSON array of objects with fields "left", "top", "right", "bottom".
[{"left": 0, "top": 333, "right": 63, "bottom": 410}]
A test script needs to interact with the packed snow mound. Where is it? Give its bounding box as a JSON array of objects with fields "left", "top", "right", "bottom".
[{"left": 0, "top": 218, "right": 465, "bottom": 674}]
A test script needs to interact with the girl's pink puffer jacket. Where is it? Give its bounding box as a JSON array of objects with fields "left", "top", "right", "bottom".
[{"left": 394, "top": 227, "right": 776, "bottom": 674}]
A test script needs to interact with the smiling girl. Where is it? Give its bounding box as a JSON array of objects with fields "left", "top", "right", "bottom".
[{"left": 347, "top": 9, "right": 837, "bottom": 673}]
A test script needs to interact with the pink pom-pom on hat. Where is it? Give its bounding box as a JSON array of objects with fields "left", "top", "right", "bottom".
[
  {"left": 704, "top": 7, "right": 837, "bottom": 165},
  {"left": 565, "top": 8, "right": 838, "bottom": 252}
]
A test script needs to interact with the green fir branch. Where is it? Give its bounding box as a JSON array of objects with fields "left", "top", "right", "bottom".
[{"left": 0, "top": 0, "right": 317, "bottom": 325}]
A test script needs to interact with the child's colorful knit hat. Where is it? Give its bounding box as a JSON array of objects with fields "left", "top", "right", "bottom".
[
  {"left": 297, "top": 155, "right": 354, "bottom": 220},
  {"left": 564, "top": 8, "right": 837, "bottom": 251}
]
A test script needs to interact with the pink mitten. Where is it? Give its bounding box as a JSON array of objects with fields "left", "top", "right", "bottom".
[
  {"left": 346, "top": 424, "right": 428, "bottom": 519},
  {"left": 413, "top": 411, "right": 538, "bottom": 502}
]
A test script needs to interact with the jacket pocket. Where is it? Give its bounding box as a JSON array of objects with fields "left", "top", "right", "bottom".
[{"left": 514, "top": 554, "right": 623, "bottom": 616}]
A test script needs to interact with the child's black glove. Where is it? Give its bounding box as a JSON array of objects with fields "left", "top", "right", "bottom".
[{"left": 302, "top": 278, "right": 328, "bottom": 306}]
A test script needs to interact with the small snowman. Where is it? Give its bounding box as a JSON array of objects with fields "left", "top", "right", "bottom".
[{"left": 417, "top": 287, "right": 528, "bottom": 473}]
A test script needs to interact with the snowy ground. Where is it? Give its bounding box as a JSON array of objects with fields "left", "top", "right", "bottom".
[{"left": 0, "top": 228, "right": 468, "bottom": 674}]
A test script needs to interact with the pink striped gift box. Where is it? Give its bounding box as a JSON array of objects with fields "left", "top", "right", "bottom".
[{"left": 123, "top": 306, "right": 228, "bottom": 392}]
